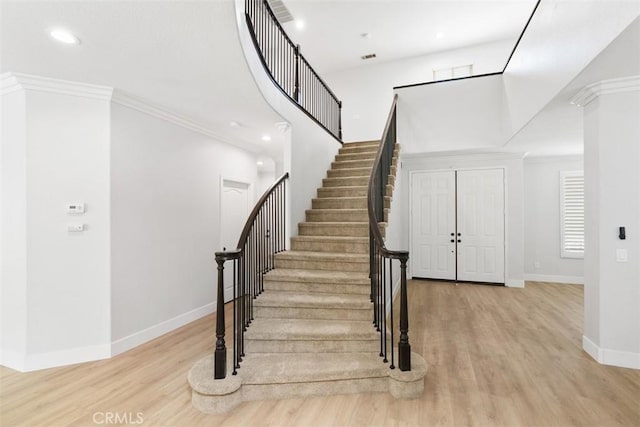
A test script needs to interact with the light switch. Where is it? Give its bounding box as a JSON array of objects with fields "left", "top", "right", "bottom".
[
  {"left": 67, "top": 224, "right": 84, "bottom": 232},
  {"left": 67, "top": 203, "right": 85, "bottom": 214},
  {"left": 616, "top": 249, "right": 628, "bottom": 262}
]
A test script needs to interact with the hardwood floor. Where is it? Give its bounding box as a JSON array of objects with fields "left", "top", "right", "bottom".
[{"left": 1, "top": 280, "right": 638, "bottom": 426}]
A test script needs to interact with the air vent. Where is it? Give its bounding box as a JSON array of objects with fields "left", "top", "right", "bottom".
[
  {"left": 361, "top": 53, "right": 377, "bottom": 60},
  {"left": 267, "top": 0, "right": 294, "bottom": 24}
]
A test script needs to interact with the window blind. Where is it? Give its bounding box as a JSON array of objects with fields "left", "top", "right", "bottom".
[{"left": 560, "top": 171, "right": 584, "bottom": 258}]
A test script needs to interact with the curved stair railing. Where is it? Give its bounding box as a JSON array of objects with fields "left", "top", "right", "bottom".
[
  {"left": 368, "top": 94, "right": 412, "bottom": 371},
  {"left": 245, "top": 0, "right": 342, "bottom": 142},
  {"left": 214, "top": 173, "right": 289, "bottom": 379}
]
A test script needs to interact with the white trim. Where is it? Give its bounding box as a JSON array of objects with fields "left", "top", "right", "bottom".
[
  {"left": 524, "top": 274, "right": 584, "bottom": 284},
  {"left": 570, "top": 75, "right": 640, "bottom": 107},
  {"left": 22, "top": 344, "right": 111, "bottom": 372},
  {"left": 506, "top": 279, "right": 524, "bottom": 288},
  {"left": 111, "top": 91, "right": 246, "bottom": 148},
  {"left": 0, "top": 72, "right": 113, "bottom": 99},
  {"left": 583, "top": 336, "right": 640, "bottom": 370},
  {"left": 111, "top": 302, "right": 215, "bottom": 356},
  {"left": 402, "top": 150, "right": 526, "bottom": 161},
  {"left": 0, "top": 348, "right": 25, "bottom": 372}
]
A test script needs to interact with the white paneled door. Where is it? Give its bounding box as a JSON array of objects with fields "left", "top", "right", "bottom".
[
  {"left": 221, "top": 179, "right": 251, "bottom": 302},
  {"left": 411, "top": 168, "right": 505, "bottom": 284},
  {"left": 411, "top": 171, "right": 456, "bottom": 280},
  {"left": 456, "top": 169, "right": 505, "bottom": 283}
]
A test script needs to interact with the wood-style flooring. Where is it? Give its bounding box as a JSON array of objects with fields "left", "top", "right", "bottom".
[{"left": 1, "top": 280, "right": 638, "bottom": 426}]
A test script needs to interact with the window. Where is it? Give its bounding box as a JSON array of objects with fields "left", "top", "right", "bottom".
[
  {"left": 560, "top": 171, "right": 584, "bottom": 258},
  {"left": 432, "top": 64, "right": 473, "bottom": 81}
]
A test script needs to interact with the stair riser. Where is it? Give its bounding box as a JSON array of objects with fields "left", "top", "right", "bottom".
[
  {"left": 291, "top": 239, "right": 368, "bottom": 253},
  {"left": 318, "top": 187, "right": 368, "bottom": 198},
  {"left": 323, "top": 177, "right": 369, "bottom": 187},
  {"left": 331, "top": 160, "right": 375, "bottom": 170},
  {"left": 343, "top": 140, "right": 380, "bottom": 148},
  {"left": 327, "top": 168, "right": 372, "bottom": 178},
  {"left": 263, "top": 280, "right": 370, "bottom": 295},
  {"left": 335, "top": 153, "right": 377, "bottom": 162},
  {"left": 339, "top": 145, "right": 380, "bottom": 154},
  {"left": 299, "top": 223, "right": 369, "bottom": 237},
  {"left": 244, "top": 339, "right": 379, "bottom": 354},
  {"left": 275, "top": 258, "right": 369, "bottom": 273},
  {"left": 254, "top": 306, "right": 371, "bottom": 321},
  {"left": 306, "top": 210, "right": 368, "bottom": 222},
  {"left": 312, "top": 198, "right": 367, "bottom": 209}
]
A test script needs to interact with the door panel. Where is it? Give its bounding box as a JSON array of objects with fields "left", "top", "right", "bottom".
[
  {"left": 221, "top": 180, "right": 251, "bottom": 302},
  {"left": 411, "top": 171, "right": 456, "bottom": 279},
  {"left": 456, "top": 169, "right": 505, "bottom": 283}
]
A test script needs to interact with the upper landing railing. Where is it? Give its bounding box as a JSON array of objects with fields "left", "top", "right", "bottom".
[{"left": 245, "top": 0, "right": 343, "bottom": 142}]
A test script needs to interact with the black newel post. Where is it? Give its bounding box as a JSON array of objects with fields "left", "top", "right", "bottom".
[
  {"left": 398, "top": 256, "right": 411, "bottom": 371},
  {"left": 214, "top": 255, "right": 227, "bottom": 379}
]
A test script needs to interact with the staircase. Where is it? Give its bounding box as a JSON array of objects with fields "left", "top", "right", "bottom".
[{"left": 189, "top": 141, "right": 426, "bottom": 413}]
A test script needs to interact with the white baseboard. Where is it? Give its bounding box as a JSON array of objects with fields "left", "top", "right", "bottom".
[
  {"left": 525, "top": 274, "right": 584, "bottom": 285},
  {"left": 583, "top": 335, "right": 640, "bottom": 369},
  {"left": 0, "top": 348, "right": 25, "bottom": 372},
  {"left": 111, "top": 302, "right": 215, "bottom": 356},
  {"left": 22, "top": 344, "right": 111, "bottom": 372},
  {"left": 506, "top": 279, "right": 525, "bottom": 288}
]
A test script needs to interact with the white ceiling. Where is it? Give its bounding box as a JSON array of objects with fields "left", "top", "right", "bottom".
[
  {"left": 5, "top": 0, "right": 600, "bottom": 161},
  {"left": 280, "top": 0, "right": 538, "bottom": 73},
  {"left": 0, "top": 0, "right": 287, "bottom": 160}
]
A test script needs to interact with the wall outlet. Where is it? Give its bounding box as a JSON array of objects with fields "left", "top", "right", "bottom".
[
  {"left": 616, "top": 249, "right": 628, "bottom": 262},
  {"left": 67, "top": 224, "right": 84, "bottom": 232}
]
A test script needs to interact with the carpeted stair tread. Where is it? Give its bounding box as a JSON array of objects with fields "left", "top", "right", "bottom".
[
  {"left": 254, "top": 291, "right": 371, "bottom": 310},
  {"left": 263, "top": 268, "right": 368, "bottom": 284},
  {"left": 244, "top": 318, "right": 378, "bottom": 341},
  {"left": 239, "top": 352, "right": 387, "bottom": 385},
  {"left": 275, "top": 251, "right": 369, "bottom": 263}
]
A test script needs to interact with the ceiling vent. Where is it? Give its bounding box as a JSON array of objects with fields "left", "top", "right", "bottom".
[
  {"left": 361, "top": 53, "right": 377, "bottom": 60},
  {"left": 267, "top": 0, "right": 294, "bottom": 24}
]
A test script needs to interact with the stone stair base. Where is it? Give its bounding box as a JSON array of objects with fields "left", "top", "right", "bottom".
[{"left": 189, "top": 351, "right": 427, "bottom": 414}]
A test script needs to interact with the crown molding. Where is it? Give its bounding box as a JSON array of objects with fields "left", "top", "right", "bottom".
[
  {"left": 0, "top": 72, "right": 258, "bottom": 152},
  {"left": 111, "top": 90, "right": 251, "bottom": 149},
  {"left": 570, "top": 75, "right": 640, "bottom": 107},
  {"left": 0, "top": 72, "right": 113, "bottom": 100}
]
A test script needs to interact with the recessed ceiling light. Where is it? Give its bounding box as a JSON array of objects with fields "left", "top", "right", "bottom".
[
  {"left": 257, "top": 161, "right": 264, "bottom": 166},
  {"left": 436, "top": 32, "right": 444, "bottom": 39},
  {"left": 261, "top": 135, "right": 272, "bottom": 141},
  {"left": 50, "top": 29, "right": 80, "bottom": 45},
  {"left": 295, "top": 20, "right": 305, "bottom": 30}
]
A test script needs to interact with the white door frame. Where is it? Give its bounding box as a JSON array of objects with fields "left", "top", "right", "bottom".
[
  {"left": 219, "top": 175, "right": 253, "bottom": 252},
  {"left": 409, "top": 166, "right": 507, "bottom": 283}
]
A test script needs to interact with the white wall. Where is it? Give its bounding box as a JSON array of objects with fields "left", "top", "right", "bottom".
[
  {"left": 503, "top": 1, "right": 640, "bottom": 140},
  {"left": 397, "top": 73, "right": 507, "bottom": 153},
  {"left": 401, "top": 152, "right": 525, "bottom": 287},
  {"left": 324, "top": 39, "right": 513, "bottom": 143},
  {"left": 524, "top": 156, "right": 584, "bottom": 284},
  {"left": 234, "top": 0, "right": 341, "bottom": 237},
  {"left": 0, "top": 85, "right": 28, "bottom": 370},
  {"left": 582, "top": 81, "right": 640, "bottom": 369},
  {"left": 110, "top": 101, "right": 258, "bottom": 352},
  {"left": 1, "top": 75, "right": 112, "bottom": 371}
]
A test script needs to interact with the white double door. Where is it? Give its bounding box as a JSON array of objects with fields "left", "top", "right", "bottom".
[{"left": 411, "top": 169, "right": 505, "bottom": 284}]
